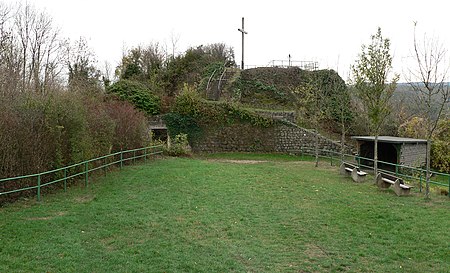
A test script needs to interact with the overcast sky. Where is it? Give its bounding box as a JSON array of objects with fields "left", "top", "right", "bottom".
[{"left": 4, "top": 0, "right": 450, "bottom": 81}]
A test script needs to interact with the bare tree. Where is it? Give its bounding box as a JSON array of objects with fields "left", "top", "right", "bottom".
[
  {"left": 66, "top": 37, "right": 101, "bottom": 93},
  {"left": 406, "top": 22, "right": 450, "bottom": 198},
  {"left": 13, "top": 3, "right": 64, "bottom": 93},
  {"left": 170, "top": 31, "right": 180, "bottom": 58}
]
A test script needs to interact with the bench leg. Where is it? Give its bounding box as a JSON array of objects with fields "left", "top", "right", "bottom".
[
  {"left": 351, "top": 169, "right": 366, "bottom": 183},
  {"left": 393, "top": 180, "right": 411, "bottom": 196},
  {"left": 339, "top": 163, "right": 351, "bottom": 176},
  {"left": 376, "top": 173, "right": 391, "bottom": 189}
]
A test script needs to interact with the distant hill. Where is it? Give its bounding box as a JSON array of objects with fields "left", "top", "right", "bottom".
[{"left": 392, "top": 82, "right": 449, "bottom": 117}]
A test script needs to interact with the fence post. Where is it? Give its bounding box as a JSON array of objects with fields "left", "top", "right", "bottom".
[
  {"left": 103, "top": 157, "right": 107, "bottom": 176},
  {"left": 84, "top": 162, "right": 88, "bottom": 187},
  {"left": 395, "top": 164, "right": 399, "bottom": 176},
  {"left": 64, "top": 168, "right": 67, "bottom": 192},
  {"left": 419, "top": 171, "right": 422, "bottom": 193},
  {"left": 120, "top": 151, "right": 123, "bottom": 169},
  {"left": 330, "top": 151, "right": 333, "bottom": 166},
  {"left": 133, "top": 150, "right": 136, "bottom": 164},
  {"left": 144, "top": 147, "right": 147, "bottom": 163},
  {"left": 37, "top": 174, "right": 41, "bottom": 202}
]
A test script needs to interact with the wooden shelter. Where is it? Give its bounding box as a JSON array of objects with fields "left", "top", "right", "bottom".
[{"left": 351, "top": 136, "right": 427, "bottom": 169}]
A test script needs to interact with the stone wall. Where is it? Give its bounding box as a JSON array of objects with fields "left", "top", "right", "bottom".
[
  {"left": 275, "top": 123, "right": 343, "bottom": 153},
  {"left": 400, "top": 143, "right": 427, "bottom": 167},
  {"left": 192, "top": 121, "right": 346, "bottom": 154},
  {"left": 192, "top": 123, "right": 276, "bottom": 152},
  {"left": 255, "top": 111, "right": 296, "bottom": 123}
]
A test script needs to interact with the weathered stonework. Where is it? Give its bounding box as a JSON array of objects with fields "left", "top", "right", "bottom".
[
  {"left": 400, "top": 143, "right": 427, "bottom": 167},
  {"left": 192, "top": 123, "right": 276, "bottom": 152},
  {"left": 275, "top": 123, "right": 343, "bottom": 153},
  {"left": 255, "top": 111, "right": 296, "bottom": 123},
  {"left": 191, "top": 121, "right": 346, "bottom": 154}
]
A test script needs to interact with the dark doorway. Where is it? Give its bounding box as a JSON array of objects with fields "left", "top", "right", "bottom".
[
  {"left": 359, "top": 142, "right": 398, "bottom": 171},
  {"left": 151, "top": 129, "right": 168, "bottom": 142}
]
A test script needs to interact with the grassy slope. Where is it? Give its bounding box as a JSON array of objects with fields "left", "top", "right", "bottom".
[{"left": 1, "top": 156, "right": 449, "bottom": 272}]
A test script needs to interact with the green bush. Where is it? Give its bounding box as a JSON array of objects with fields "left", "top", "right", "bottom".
[
  {"left": 431, "top": 140, "right": 450, "bottom": 173},
  {"left": 167, "top": 133, "right": 192, "bottom": 156},
  {"left": 431, "top": 119, "right": 450, "bottom": 173},
  {"left": 107, "top": 79, "right": 161, "bottom": 115},
  {"left": 171, "top": 87, "right": 274, "bottom": 127},
  {"left": 163, "top": 113, "right": 202, "bottom": 143}
]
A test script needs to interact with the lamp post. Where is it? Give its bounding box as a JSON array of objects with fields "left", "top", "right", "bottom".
[{"left": 238, "top": 17, "right": 248, "bottom": 70}]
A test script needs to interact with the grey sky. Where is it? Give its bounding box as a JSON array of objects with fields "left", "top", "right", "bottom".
[{"left": 5, "top": 0, "right": 450, "bottom": 81}]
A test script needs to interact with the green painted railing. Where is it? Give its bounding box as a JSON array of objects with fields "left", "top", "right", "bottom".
[
  {"left": 0, "top": 145, "right": 163, "bottom": 201},
  {"left": 294, "top": 147, "right": 450, "bottom": 197}
]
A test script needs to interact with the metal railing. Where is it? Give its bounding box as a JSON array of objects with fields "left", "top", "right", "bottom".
[
  {"left": 291, "top": 147, "right": 450, "bottom": 196},
  {"left": 0, "top": 145, "right": 164, "bottom": 202}
]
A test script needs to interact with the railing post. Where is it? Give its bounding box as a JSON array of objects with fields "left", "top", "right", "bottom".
[
  {"left": 103, "top": 157, "right": 107, "bottom": 176},
  {"left": 419, "top": 171, "right": 422, "bottom": 193},
  {"left": 84, "top": 161, "right": 88, "bottom": 187},
  {"left": 133, "top": 150, "right": 136, "bottom": 164},
  {"left": 144, "top": 147, "right": 147, "bottom": 163},
  {"left": 64, "top": 168, "right": 67, "bottom": 192},
  {"left": 37, "top": 174, "right": 41, "bottom": 202},
  {"left": 395, "top": 164, "right": 399, "bottom": 176},
  {"left": 330, "top": 151, "right": 333, "bottom": 166},
  {"left": 120, "top": 151, "right": 123, "bottom": 169}
]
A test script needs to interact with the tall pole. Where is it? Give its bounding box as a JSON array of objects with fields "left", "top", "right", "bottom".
[{"left": 238, "top": 17, "right": 248, "bottom": 70}]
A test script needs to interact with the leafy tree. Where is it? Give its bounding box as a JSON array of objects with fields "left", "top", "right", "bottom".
[
  {"left": 115, "top": 43, "right": 235, "bottom": 98},
  {"left": 352, "top": 27, "right": 399, "bottom": 178}
]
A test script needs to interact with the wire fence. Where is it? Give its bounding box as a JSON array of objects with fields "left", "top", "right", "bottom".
[
  {"left": 0, "top": 145, "right": 164, "bottom": 202},
  {"left": 291, "top": 147, "right": 450, "bottom": 197}
]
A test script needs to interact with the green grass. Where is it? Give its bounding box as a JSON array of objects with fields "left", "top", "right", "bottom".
[
  {"left": 1, "top": 156, "right": 449, "bottom": 272},
  {"left": 196, "top": 152, "right": 316, "bottom": 162}
]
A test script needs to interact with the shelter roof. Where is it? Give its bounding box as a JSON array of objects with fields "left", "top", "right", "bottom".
[{"left": 351, "top": 136, "right": 427, "bottom": 144}]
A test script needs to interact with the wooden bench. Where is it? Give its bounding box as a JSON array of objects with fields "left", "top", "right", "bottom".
[
  {"left": 339, "top": 162, "right": 368, "bottom": 183},
  {"left": 376, "top": 172, "right": 414, "bottom": 196}
]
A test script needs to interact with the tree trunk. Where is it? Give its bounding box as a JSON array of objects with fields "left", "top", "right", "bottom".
[
  {"left": 374, "top": 134, "right": 378, "bottom": 182},
  {"left": 425, "top": 138, "right": 431, "bottom": 198},
  {"left": 315, "top": 130, "right": 319, "bottom": 167},
  {"left": 341, "top": 121, "right": 345, "bottom": 163}
]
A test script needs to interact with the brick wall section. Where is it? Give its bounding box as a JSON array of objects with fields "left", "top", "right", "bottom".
[{"left": 400, "top": 143, "right": 427, "bottom": 167}]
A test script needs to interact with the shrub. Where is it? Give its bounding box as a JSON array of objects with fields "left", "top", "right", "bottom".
[
  {"left": 107, "top": 79, "right": 161, "bottom": 115},
  {"left": 105, "top": 100, "right": 149, "bottom": 151},
  {"left": 167, "top": 133, "right": 192, "bottom": 156}
]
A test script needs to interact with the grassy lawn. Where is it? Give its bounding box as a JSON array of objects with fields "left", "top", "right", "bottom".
[{"left": 1, "top": 156, "right": 449, "bottom": 272}]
